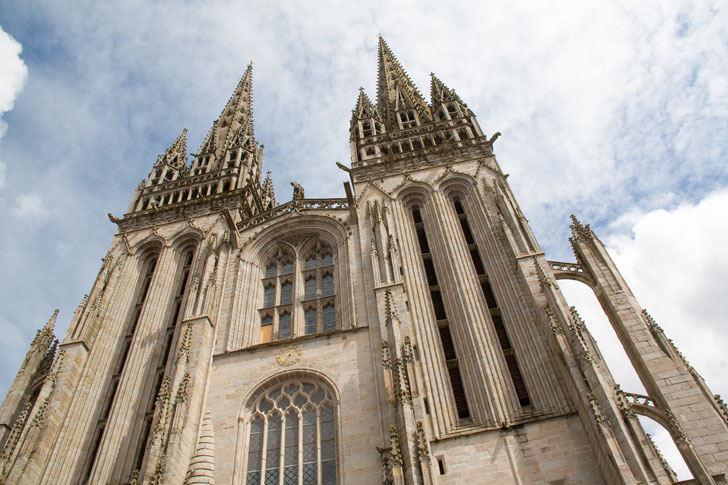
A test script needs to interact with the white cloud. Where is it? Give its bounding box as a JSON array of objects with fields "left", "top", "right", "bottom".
[
  {"left": 11, "top": 193, "right": 46, "bottom": 220},
  {"left": 561, "top": 187, "right": 728, "bottom": 480},
  {"left": 0, "top": 25, "right": 27, "bottom": 191}
]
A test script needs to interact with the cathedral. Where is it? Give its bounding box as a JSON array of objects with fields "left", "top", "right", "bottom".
[{"left": 2, "top": 37, "right": 728, "bottom": 485}]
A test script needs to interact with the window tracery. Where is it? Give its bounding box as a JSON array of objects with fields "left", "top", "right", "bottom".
[
  {"left": 260, "top": 246, "right": 295, "bottom": 343},
  {"left": 246, "top": 379, "right": 337, "bottom": 485},
  {"left": 259, "top": 238, "right": 337, "bottom": 343},
  {"left": 301, "top": 240, "right": 335, "bottom": 335}
]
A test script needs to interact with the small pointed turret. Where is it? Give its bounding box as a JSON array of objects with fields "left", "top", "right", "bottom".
[
  {"left": 261, "top": 171, "right": 276, "bottom": 210},
  {"left": 350, "top": 87, "right": 386, "bottom": 141},
  {"left": 31, "top": 309, "right": 58, "bottom": 351},
  {"left": 154, "top": 129, "right": 188, "bottom": 169},
  {"left": 430, "top": 74, "right": 469, "bottom": 111},
  {"left": 146, "top": 130, "right": 189, "bottom": 187},
  {"left": 0, "top": 310, "right": 58, "bottom": 446},
  {"left": 429, "top": 73, "right": 472, "bottom": 121},
  {"left": 352, "top": 88, "right": 378, "bottom": 122},
  {"left": 376, "top": 37, "right": 431, "bottom": 129}
]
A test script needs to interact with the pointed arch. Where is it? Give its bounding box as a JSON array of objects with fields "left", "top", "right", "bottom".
[
  {"left": 132, "top": 235, "right": 165, "bottom": 255},
  {"left": 236, "top": 370, "right": 342, "bottom": 485},
  {"left": 169, "top": 227, "right": 204, "bottom": 250},
  {"left": 246, "top": 215, "right": 353, "bottom": 344},
  {"left": 437, "top": 173, "right": 478, "bottom": 195},
  {"left": 392, "top": 177, "right": 433, "bottom": 200},
  {"left": 396, "top": 182, "right": 434, "bottom": 208}
]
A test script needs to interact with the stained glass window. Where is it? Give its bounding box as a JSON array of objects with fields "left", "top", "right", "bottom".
[{"left": 247, "top": 380, "right": 337, "bottom": 485}]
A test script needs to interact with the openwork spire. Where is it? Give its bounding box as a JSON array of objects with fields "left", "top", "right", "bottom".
[
  {"left": 197, "top": 62, "right": 255, "bottom": 159},
  {"left": 154, "top": 128, "right": 188, "bottom": 169},
  {"left": 352, "top": 88, "right": 379, "bottom": 121},
  {"left": 376, "top": 37, "right": 431, "bottom": 128}
]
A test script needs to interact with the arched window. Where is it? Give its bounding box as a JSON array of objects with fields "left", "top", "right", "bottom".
[
  {"left": 133, "top": 244, "right": 197, "bottom": 475},
  {"left": 301, "top": 240, "right": 335, "bottom": 335},
  {"left": 451, "top": 197, "right": 530, "bottom": 407},
  {"left": 260, "top": 247, "right": 295, "bottom": 343},
  {"left": 85, "top": 251, "right": 159, "bottom": 482},
  {"left": 259, "top": 238, "right": 337, "bottom": 343},
  {"left": 411, "top": 205, "right": 471, "bottom": 420},
  {"left": 246, "top": 379, "right": 337, "bottom": 485}
]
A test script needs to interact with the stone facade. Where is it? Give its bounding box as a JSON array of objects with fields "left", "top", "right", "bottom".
[{"left": 1, "top": 37, "right": 728, "bottom": 484}]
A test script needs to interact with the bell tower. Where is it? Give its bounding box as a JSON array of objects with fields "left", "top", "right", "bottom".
[{"left": 346, "top": 37, "right": 728, "bottom": 484}]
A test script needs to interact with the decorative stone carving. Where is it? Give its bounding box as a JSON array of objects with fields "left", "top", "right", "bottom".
[
  {"left": 587, "top": 392, "right": 609, "bottom": 425},
  {"left": 0, "top": 401, "right": 33, "bottom": 479},
  {"left": 384, "top": 289, "right": 399, "bottom": 325},
  {"left": 175, "top": 372, "right": 191, "bottom": 405},
  {"left": 614, "top": 385, "right": 636, "bottom": 420},
  {"left": 533, "top": 257, "right": 553, "bottom": 289},
  {"left": 381, "top": 340, "right": 392, "bottom": 369},
  {"left": 415, "top": 421, "right": 430, "bottom": 462},
  {"left": 545, "top": 308, "right": 562, "bottom": 335},
  {"left": 177, "top": 323, "right": 193, "bottom": 364},
  {"left": 392, "top": 359, "right": 412, "bottom": 406},
  {"left": 646, "top": 432, "right": 677, "bottom": 481},
  {"left": 31, "top": 348, "right": 65, "bottom": 429},
  {"left": 376, "top": 447, "right": 394, "bottom": 485},
  {"left": 665, "top": 410, "right": 691, "bottom": 446},
  {"left": 291, "top": 181, "right": 305, "bottom": 200},
  {"left": 152, "top": 376, "right": 172, "bottom": 463},
  {"left": 715, "top": 394, "right": 728, "bottom": 425},
  {"left": 569, "top": 215, "right": 595, "bottom": 241},
  {"left": 402, "top": 337, "right": 414, "bottom": 364},
  {"left": 389, "top": 426, "right": 403, "bottom": 467},
  {"left": 568, "top": 307, "right": 594, "bottom": 365}
]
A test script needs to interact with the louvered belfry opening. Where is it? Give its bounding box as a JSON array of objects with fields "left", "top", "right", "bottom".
[
  {"left": 84, "top": 254, "right": 159, "bottom": 483},
  {"left": 132, "top": 245, "right": 197, "bottom": 476},
  {"left": 452, "top": 199, "right": 530, "bottom": 407},
  {"left": 411, "top": 206, "right": 471, "bottom": 420}
]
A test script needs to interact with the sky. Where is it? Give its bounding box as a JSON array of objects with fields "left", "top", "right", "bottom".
[{"left": 0, "top": 1, "right": 726, "bottom": 479}]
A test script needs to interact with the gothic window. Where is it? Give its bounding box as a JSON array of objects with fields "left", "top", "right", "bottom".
[
  {"left": 452, "top": 197, "right": 530, "bottom": 407},
  {"left": 301, "top": 240, "right": 336, "bottom": 335},
  {"left": 259, "top": 238, "right": 337, "bottom": 343},
  {"left": 260, "top": 247, "right": 295, "bottom": 343},
  {"left": 246, "top": 379, "right": 337, "bottom": 485}
]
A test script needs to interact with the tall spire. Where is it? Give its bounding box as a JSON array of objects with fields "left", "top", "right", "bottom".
[
  {"left": 376, "top": 37, "right": 431, "bottom": 128},
  {"left": 197, "top": 62, "right": 255, "bottom": 161}
]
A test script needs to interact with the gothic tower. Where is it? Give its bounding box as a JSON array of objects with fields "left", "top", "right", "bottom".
[{"left": 1, "top": 38, "right": 727, "bottom": 485}]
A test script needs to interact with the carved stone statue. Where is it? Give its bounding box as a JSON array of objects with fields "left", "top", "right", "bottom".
[{"left": 291, "top": 181, "right": 304, "bottom": 200}]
